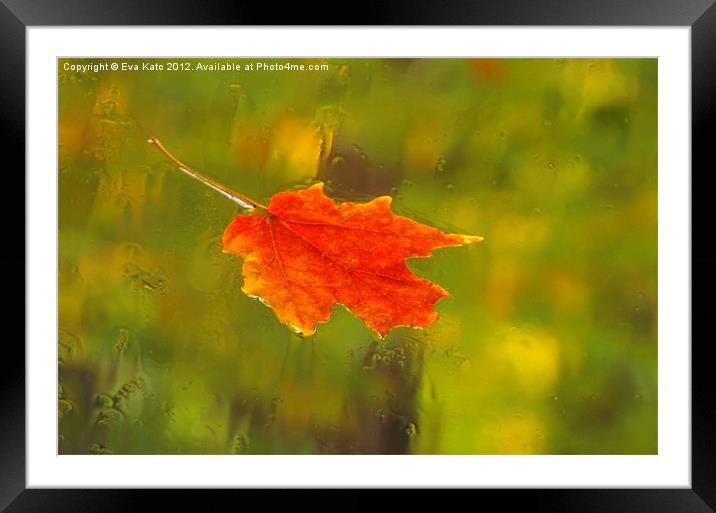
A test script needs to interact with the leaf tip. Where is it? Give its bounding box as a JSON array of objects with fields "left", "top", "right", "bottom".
[
  {"left": 372, "top": 195, "right": 393, "bottom": 209},
  {"left": 447, "top": 233, "right": 484, "bottom": 246}
]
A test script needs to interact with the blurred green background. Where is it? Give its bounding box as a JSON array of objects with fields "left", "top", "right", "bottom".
[{"left": 58, "top": 58, "right": 657, "bottom": 455}]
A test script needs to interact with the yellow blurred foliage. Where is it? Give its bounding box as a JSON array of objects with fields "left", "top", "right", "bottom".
[
  {"left": 486, "top": 326, "right": 561, "bottom": 397},
  {"left": 270, "top": 117, "right": 323, "bottom": 179},
  {"left": 490, "top": 214, "right": 550, "bottom": 252},
  {"left": 561, "top": 60, "right": 640, "bottom": 118}
]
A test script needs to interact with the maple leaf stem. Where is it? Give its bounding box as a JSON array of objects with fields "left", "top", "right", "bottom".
[{"left": 147, "top": 136, "right": 268, "bottom": 211}]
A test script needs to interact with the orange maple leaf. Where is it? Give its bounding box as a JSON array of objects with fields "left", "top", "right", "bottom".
[{"left": 149, "top": 137, "right": 482, "bottom": 337}]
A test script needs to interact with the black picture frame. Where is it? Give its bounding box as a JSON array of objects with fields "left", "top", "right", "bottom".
[{"left": 3, "top": 1, "right": 713, "bottom": 511}]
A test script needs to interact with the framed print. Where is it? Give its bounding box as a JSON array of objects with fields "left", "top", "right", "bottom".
[{"left": 4, "top": 0, "right": 714, "bottom": 511}]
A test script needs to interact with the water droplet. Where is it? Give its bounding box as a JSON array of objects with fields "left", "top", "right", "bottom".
[
  {"left": 552, "top": 395, "right": 559, "bottom": 401},
  {"left": 95, "top": 394, "right": 114, "bottom": 408},
  {"left": 96, "top": 408, "right": 122, "bottom": 426},
  {"left": 331, "top": 155, "right": 345, "bottom": 167},
  {"left": 122, "top": 262, "right": 167, "bottom": 292},
  {"left": 545, "top": 160, "right": 557, "bottom": 170},
  {"left": 58, "top": 399, "right": 73, "bottom": 419},
  {"left": 95, "top": 99, "right": 119, "bottom": 116},
  {"left": 114, "top": 327, "right": 134, "bottom": 352},
  {"left": 405, "top": 423, "right": 417, "bottom": 437},
  {"left": 231, "top": 434, "right": 249, "bottom": 454},
  {"left": 122, "top": 382, "right": 138, "bottom": 394},
  {"left": 58, "top": 329, "right": 82, "bottom": 365},
  {"left": 90, "top": 443, "right": 113, "bottom": 455},
  {"left": 446, "top": 183, "right": 454, "bottom": 191},
  {"left": 434, "top": 157, "right": 448, "bottom": 175},
  {"left": 543, "top": 120, "right": 552, "bottom": 127},
  {"left": 374, "top": 408, "right": 387, "bottom": 422}
]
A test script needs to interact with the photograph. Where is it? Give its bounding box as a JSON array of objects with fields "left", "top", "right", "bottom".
[{"left": 57, "top": 57, "right": 657, "bottom": 456}]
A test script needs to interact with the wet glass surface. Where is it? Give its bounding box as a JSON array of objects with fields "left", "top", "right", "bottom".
[{"left": 58, "top": 58, "right": 657, "bottom": 454}]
